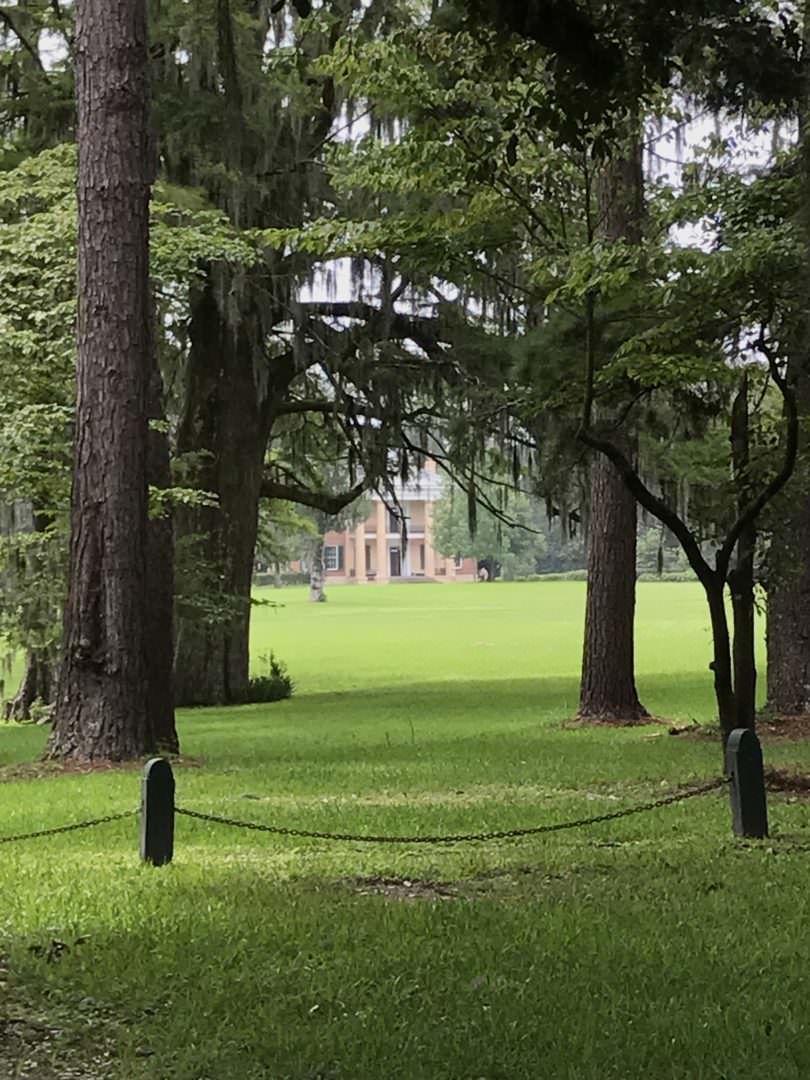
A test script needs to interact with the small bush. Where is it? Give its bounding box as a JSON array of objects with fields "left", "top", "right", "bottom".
[
  {"left": 246, "top": 652, "right": 294, "bottom": 704},
  {"left": 253, "top": 571, "right": 310, "bottom": 588},
  {"left": 509, "top": 570, "right": 697, "bottom": 584},
  {"left": 522, "top": 570, "right": 588, "bottom": 582},
  {"left": 637, "top": 571, "right": 697, "bottom": 583}
]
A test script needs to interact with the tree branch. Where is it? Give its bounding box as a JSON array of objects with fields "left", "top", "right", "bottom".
[
  {"left": 298, "top": 301, "right": 449, "bottom": 355},
  {"left": 260, "top": 477, "right": 366, "bottom": 515},
  {"left": 0, "top": 9, "right": 46, "bottom": 72},
  {"left": 580, "top": 290, "right": 597, "bottom": 432},
  {"left": 399, "top": 432, "right": 544, "bottom": 535},
  {"left": 716, "top": 336, "right": 799, "bottom": 577},
  {"left": 275, "top": 398, "right": 342, "bottom": 417},
  {"left": 577, "top": 427, "right": 716, "bottom": 589},
  {"left": 275, "top": 397, "right": 442, "bottom": 427}
]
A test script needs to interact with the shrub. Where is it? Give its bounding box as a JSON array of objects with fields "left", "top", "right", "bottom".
[
  {"left": 246, "top": 652, "right": 294, "bottom": 704},
  {"left": 510, "top": 570, "right": 697, "bottom": 584},
  {"left": 253, "top": 571, "right": 310, "bottom": 588},
  {"left": 526, "top": 570, "right": 588, "bottom": 582},
  {"left": 637, "top": 571, "right": 697, "bottom": 583}
]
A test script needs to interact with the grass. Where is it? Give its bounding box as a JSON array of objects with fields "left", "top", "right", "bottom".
[
  {"left": 2, "top": 582, "right": 810, "bottom": 1078},
  {"left": 252, "top": 579, "right": 732, "bottom": 710}
]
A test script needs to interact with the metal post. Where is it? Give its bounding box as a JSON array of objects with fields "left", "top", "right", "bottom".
[
  {"left": 725, "top": 728, "right": 768, "bottom": 839},
  {"left": 141, "top": 757, "right": 175, "bottom": 865}
]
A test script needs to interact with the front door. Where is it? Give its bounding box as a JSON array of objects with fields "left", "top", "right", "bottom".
[{"left": 389, "top": 546, "right": 402, "bottom": 577}]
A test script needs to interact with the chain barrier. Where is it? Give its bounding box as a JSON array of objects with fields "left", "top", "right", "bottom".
[
  {"left": 0, "top": 809, "right": 138, "bottom": 846},
  {"left": 0, "top": 777, "right": 729, "bottom": 850},
  {"left": 175, "top": 776, "right": 728, "bottom": 846}
]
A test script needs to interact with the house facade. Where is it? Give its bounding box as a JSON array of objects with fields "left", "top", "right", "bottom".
[{"left": 321, "top": 462, "right": 477, "bottom": 584}]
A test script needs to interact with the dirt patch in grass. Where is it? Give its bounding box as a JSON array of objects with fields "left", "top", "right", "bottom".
[
  {"left": 347, "top": 867, "right": 581, "bottom": 902},
  {"left": 0, "top": 955, "right": 115, "bottom": 1079},
  {"left": 347, "top": 865, "right": 607, "bottom": 904},
  {"left": 347, "top": 875, "right": 461, "bottom": 901},
  {"left": 562, "top": 714, "right": 669, "bottom": 730},
  {"left": 669, "top": 715, "right": 810, "bottom": 743},
  {"left": 0, "top": 1015, "right": 114, "bottom": 1080},
  {"left": 765, "top": 767, "right": 810, "bottom": 796},
  {"left": 0, "top": 755, "right": 204, "bottom": 784},
  {"left": 758, "top": 715, "right": 810, "bottom": 741}
]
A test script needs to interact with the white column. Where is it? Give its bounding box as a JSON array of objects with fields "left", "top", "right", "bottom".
[
  {"left": 375, "top": 500, "right": 388, "bottom": 582},
  {"left": 355, "top": 521, "right": 367, "bottom": 582},
  {"left": 424, "top": 501, "right": 436, "bottom": 577}
]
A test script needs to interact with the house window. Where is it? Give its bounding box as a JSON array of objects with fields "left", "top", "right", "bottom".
[
  {"left": 324, "top": 545, "right": 343, "bottom": 571},
  {"left": 454, "top": 555, "right": 464, "bottom": 569},
  {"left": 419, "top": 544, "right": 425, "bottom": 571},
  {"left": 387, "top": 509, "right": 401, "bottom": 533}
]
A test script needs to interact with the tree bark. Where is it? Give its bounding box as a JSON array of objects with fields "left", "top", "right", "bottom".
[
  {"left": 765, "top": 20, "right": 810, "bottom": 717},
  {"left": 578, "top": 142, "right": 647, "bottom": 722},
  {"left": 706, "top": 579, "right": 738, "bottom": 742},
  {"left": 729, "top": 373, "right": 757, "bottom": 730},
  {"left": 309, "top": 538, "right": 327, "bottom": 602},
  {"left": 578, "top": 443, "right": 648, "bottom": 720},
  {"left": 173, "top": 281, "right": 274, "bottom": 707},
  {"left": 0, "top": 503, "right": 59, "bottom": 723},
  {"left": 766, "top": 478, "right": 810, "bottom": 714},
  {"left": 146, "top": 360, "right": 178, "bottom": 751},
  {"left": 4, "top": 650, "right": 54, "bottom": 723},
  {"left": 48, "top": 0, "right": 155, "bottom": 760},
  {"left": 153, "top": 3, "right": 343, "bottom": 707}
]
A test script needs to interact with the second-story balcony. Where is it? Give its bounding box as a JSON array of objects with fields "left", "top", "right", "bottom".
[{"left": 386, "top": 525, "right": 424, "bottom": 538}]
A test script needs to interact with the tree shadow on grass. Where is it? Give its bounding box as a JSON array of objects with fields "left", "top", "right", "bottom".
[
  {"left": 6, "top": 841, "right": 803, "bottom": 1080},
  {"left": 0, "top": 672, "right": 720, "bottom": 779},
  {"left": 180, "top": 673, "right": 723, "bottom": 793},
  {"left": 203, "top": 670, "right": 718, "bottom": 722}
]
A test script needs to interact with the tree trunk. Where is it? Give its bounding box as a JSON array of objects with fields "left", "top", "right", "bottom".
[
  {"left": 309, "top": 539, "right": 327, "bottom": 602},
  {"left": 146, "top": 360, "right": 178, "bottom": 751},
  {"left": 766, "top": 497, "right": 810, "bottom": 714},
  {"left": 765, "top": 4, "right": 810, "bottom": 718},
  {"left": 48, "top": 0, "right": 154, "bottom": 760},
  {"left": 173, "top": 281, "right": 273, "bottom": 707},
  {"left": 153, "top": 0, "right": 334, "bottom": 707},
  {"left": 479, "top": 557, "right": 497, "bottom": 582},
  {"left": 706, "top": 580, "right": 738, "bottom": 743},
  {"left": 4, "top": 651, "right": 54, "bottom": 723},
  {"left": 578, "top": 140, "right": 647, "bottom": 722},
  {"left": 729, "top": 374, "right": 757, "bottom": 730},
  {"left": 0, "top": 503, "right": 59, "bottom": 722},
  {"left": 731, "top": 537, "right": 757, "bottom": 730},
  {"left": 578, "top": 445, "right": 648, "bottom": 720}
]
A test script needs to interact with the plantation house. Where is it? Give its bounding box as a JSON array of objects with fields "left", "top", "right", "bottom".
[{"left": 322, "top": 462, "right": 476, "bottom": 584}]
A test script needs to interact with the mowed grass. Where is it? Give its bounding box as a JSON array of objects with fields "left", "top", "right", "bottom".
[
  {"left": 251, "top": 579, "right": 757, "bottom": 717},
  {"left": 2, "top": 582, "right": 810, "bottom": 1079}
]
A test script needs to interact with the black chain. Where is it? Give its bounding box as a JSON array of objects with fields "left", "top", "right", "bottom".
[
  {"left": 0, "top": 809, "right": 138, "bottom": 846},
  {"left": 0, "top": 777, "right": 728, "bottom": 850},
  {"left": 176, "top": 777, "right": 727, "bottom": 846}
]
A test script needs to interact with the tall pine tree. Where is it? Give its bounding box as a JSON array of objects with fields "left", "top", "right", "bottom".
[{"left": 48, "top": 0, "right": 157, "bottom": 759}]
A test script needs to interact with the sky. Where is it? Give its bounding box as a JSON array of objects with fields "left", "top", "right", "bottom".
[{"left": 21, "top": 11, "right": 796, "bottom": 304}]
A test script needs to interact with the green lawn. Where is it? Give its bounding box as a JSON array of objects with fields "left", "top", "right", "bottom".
[
  {"left": 251, "top": 579, "right": 757, "bottom": 718},
  {"left": 2, "top": 582, "right": 810, "bottom": 1079}
]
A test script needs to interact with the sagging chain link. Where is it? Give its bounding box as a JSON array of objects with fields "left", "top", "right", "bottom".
[
  {"left": 0, "top": 777, "right": 729, "bottom": 850},
  {"left": 0, "top": 809, "right": 138, "bottom": 846},
  {"left": 176, "top": 776, "right": 728, "bottom": 846}
]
